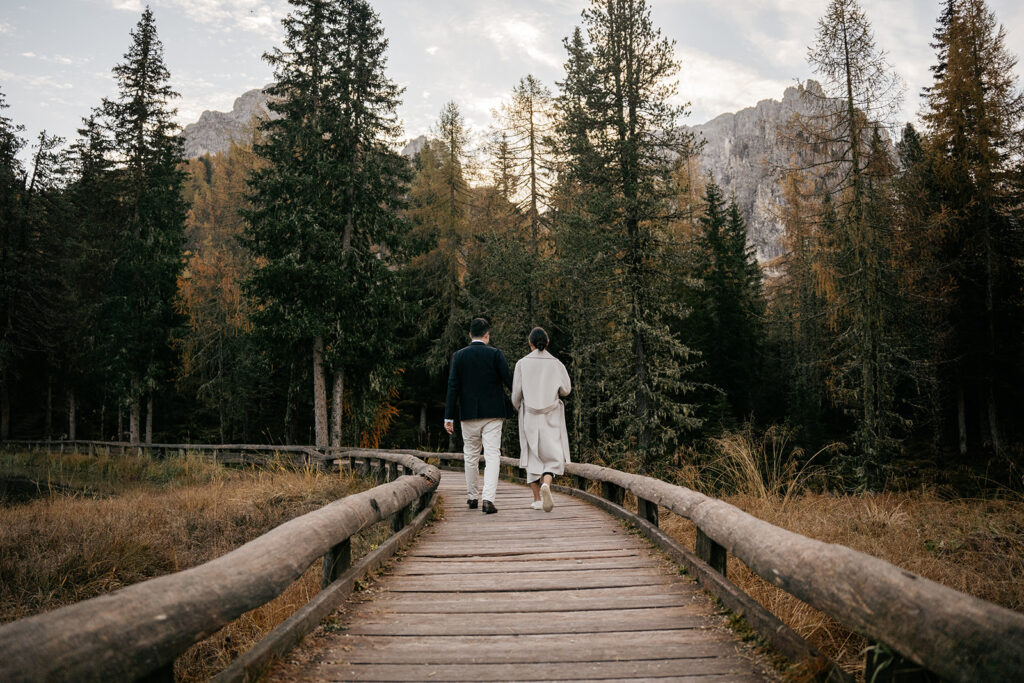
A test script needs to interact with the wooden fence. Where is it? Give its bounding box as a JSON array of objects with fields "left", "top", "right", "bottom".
[{"left": 2, "top": 441, "right": 1023, "bottom": 682}]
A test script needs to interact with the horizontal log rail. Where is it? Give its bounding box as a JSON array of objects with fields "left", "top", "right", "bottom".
[
  {"left": 410, "top": 451, "right": 1024, "bottom": 683},
  {"left": 0, "top": 446, "right": 440, "bottom": 682}
]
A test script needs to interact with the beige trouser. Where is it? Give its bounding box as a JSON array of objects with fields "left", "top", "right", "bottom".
[{"left": 461, "top": 418, "right": 502, "bottom": 503}]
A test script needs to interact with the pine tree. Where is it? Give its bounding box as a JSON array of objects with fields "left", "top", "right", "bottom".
[
  {"left": 922, "top": 0, "right": 1024, "bottom": 455},
  {"left": 687, "top": 179, "right": 766, "bottom": 426},
  {"left": 245, "top": 0, "right": 411, "bottom": 448},
  {"left": 554, "top": 0, "right": 701, "bottom": 469},
  {"left": 0, "top": 88, "right": 24, "bottom": 439},
  {"left": 99, "top": 6, "right": 187, "bottom": 445}
]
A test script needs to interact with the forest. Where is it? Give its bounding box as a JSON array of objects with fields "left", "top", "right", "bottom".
[{"left": 1, "top": 0, "right": 1022, "bottom": 493}]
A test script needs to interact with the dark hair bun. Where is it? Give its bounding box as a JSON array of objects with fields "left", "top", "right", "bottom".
[{"left": 529, "top": 327, "right": 549, "bottom": 351}]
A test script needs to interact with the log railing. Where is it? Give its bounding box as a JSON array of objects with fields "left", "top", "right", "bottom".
[
  {"left": 411, "top": 451, "right": 1024, "bottom": 683},
  {"left": 0, "top": 446, "right": 440, "bottom": 683}
]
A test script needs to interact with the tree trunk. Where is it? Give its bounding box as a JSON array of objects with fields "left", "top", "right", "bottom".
[
  {"left": 957, "top": 384, "right": 968, "bottom": 456},
  {"left": 331, "top": 370, "right": 343, "bottom": 448},
  {"left": 1, "top": 369, "right": 9, "bottom": 441},
  {"left": 118, "top": 405, "right": 124, "bottom": 443},
  {"left": 129, "top": 376, "right": 140, "bottom": 445},
  {"left": 145, "top": 392, "right": 153, "bottom": 445},
  {"left": 45, "top": 375, "right": 53, "bottom": 440},
  {"left": 67, "top": 387, "right": 76, "bottom": 441},
  {"left": 418, "top": 403, "right": 427, "bottom": 438},
  {"left": 313, "top": 336, "right": 328, "bottom": 448}
]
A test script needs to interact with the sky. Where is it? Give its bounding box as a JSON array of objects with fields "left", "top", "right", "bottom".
[{"left": 2, "top": 0, "right": 1023, "bottom": 161}]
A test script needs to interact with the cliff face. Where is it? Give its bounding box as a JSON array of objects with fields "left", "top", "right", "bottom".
[
  {"left": 684, "top": 81, "right": 823, "bottom": 262},
  {"left": 182, "top": 87, "right": 275, "bottom": 158}
]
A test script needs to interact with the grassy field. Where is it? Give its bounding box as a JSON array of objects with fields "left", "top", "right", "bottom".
[
  {"left": 656, "top": 429, "right": 1024, "bottom": 677},
  {"left": 0, "top": 448, "right": 387, "bottom": 681}
]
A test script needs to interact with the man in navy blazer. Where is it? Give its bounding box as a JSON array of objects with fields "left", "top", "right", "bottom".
[{"left": 444, "top": 317, "right": 514, "bottom": 514}]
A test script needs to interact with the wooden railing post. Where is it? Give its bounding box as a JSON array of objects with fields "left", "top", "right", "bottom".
[
  {"left": 601, "top": 481, "right": 624, "bottom": 506},
  {"left": 391, "top": 503, "right": 411, "bottom": 533},
  {"left": 696, "top": 527, "right": 727, "bottom": 577},
  {"left": 573, "top": 474, "right": 588, "bottom": 492},
  {"left": 321, "top": 538, "right": 352, "bottom": 589},
  {"left": 386, "top": 461, "right": 398, "bottom": 482},
  {"left": 371, "top": 458, "right": 385, "bottom": 482},
  {"left": 637, "top": 498, "right": 659, "bottom": 527}
]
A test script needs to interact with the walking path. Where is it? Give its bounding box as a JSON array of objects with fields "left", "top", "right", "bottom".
[{"left": 271, "top": 471, "right": 769, "bottom": 681}]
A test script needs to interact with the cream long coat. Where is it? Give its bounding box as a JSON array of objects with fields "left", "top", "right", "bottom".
[{"left": 511, "top": 349, "right": 572, "bottom": 474}]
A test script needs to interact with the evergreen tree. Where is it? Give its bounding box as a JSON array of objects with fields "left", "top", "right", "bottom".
[
  {"left": 245, "top": 0, "right": 410, "bottom": 448},
  {"left": 58, "top": 113, "right": 120, "bottom": 440},
  {"left": 922, "top": 0, "right": 1024, "bottom": 456},
  {"left": 554, "top": 0, "right": 701, "bottom": 469},
  {"left": 0, "top": 88, "right": 24, "bottom": 439},
  {"left": 99, "top": 6, "right": 187, "bottom": 444},
  {"left": 691, "top": 178, "right": 765, "bottom": 423}
]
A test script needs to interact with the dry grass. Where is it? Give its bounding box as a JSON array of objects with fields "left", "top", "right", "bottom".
[
  {"left": 0, "top": 449, "right": 384, "bottom": 681},
  {"left": 655, "top": 430, "right": 1024, "bottom": 677}
]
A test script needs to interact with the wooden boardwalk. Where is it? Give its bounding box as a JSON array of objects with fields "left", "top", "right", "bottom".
[{"left": 272, "top": 471, "right": 769, "bottom": 682}]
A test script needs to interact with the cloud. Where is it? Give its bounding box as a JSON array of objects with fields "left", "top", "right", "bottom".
[
  {"left": 21, "top": 52, "right": 36, "bottom": 58},
  {"left": 425, "top": 46, "right": 440, "bottom": 56},
  {"left": 0, "top": 23, "right": 14, "bottom": 36},
  {"left": 159, "top": 0, "right": 287, "bottom": 41},
  {"left": 110, "top": 0, "right": 143, "bottom": 11},
  {"left": 462, "top": 11, "right": 563, "bottom": 70},
  {"left": 0, "top": 69, "right": 74, "bottom": 91},
  {"left": 675, "top": 46, "right": 792, "bottom": 123}
]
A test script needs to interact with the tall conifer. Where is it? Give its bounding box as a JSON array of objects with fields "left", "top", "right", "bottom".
[
  {"left": 554, "top": 0, "right": 700, "bottom": 468},
  {"left": 245, "top": 0, "right": 410, "bottom": 448},
  {"left": 99, "top": 6, "right": 187, "bottom": 444}
]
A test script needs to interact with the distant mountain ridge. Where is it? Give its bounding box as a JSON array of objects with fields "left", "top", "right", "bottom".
[{"left": 181, "top": 83, "right": 827, "bottom": 261}]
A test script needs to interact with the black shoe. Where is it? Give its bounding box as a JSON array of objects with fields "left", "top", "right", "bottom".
[
  {"left": 482, "top": 500, "right": 498, "bottom": 514},
  {"left": 467, "top": 499, "right": 478, "bottom": 509}
]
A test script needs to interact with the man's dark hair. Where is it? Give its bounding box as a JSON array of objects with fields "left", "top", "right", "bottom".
[{"left": 470, "top": 317, "right": 490, "bottom": 338}]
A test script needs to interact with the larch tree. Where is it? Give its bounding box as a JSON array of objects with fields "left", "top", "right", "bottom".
[
  {"left": 245, "top": 0, "right": 410, "bottom": 449},
  {"left": 554, "top": 0, "right": 701, "bottom": 469},
  {"left": 99, "top": 6, "right": 187, "bottom": 445},
  {"left": 921, "top": 0, "right": 1024, "bottom": 456},
  {"left": 803, "top": 0, "right": 907, "bottom": 484}
]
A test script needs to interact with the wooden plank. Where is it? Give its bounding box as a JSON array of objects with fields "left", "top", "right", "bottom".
[
  {"left": 383, "top": 569, "right": 679, "bottom": 593},
  {"left": 403, "top": 539, "right": 649, "bottom": 557},
  {"left": 356, "top": 581, "right": 700, "bottom": 610},
  {"left": 395, "top": 548, "right": 644, "bottom": 562},
  {"left": 314, "top": 658, "right": 761, "bottom": 681},
  {"left": 346, "top": 606, "right": 712, "bottom": 636},
  {"left": 318, "top": 630, "right": 737, "bottom": 664},
  {"left": 359, "top": 592, "right": 700, "bottom": 614},
  {"left": 389, "top": 556, "right": 665, "bottom": 575}
]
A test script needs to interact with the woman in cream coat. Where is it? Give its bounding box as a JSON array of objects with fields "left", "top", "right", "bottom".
[{"left": 511, "top": 327, "right": 571, "bottom": 512}]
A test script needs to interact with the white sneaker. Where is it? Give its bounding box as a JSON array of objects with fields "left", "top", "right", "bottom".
[
  {"left": 530, "top": 500, "right": 543, "bottom": 510},
  {"left": 540, "top": 483, "right": 554, "bottom": 512}
]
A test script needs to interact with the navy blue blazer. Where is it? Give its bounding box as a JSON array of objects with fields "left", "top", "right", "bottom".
[{"left": 444, "top": 341, "right": 515, "bottom": 421}]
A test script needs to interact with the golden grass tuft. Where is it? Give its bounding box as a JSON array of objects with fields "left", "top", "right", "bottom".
[{"left": 0, "top": 449, "right": 383, "bottom": 681}]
